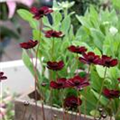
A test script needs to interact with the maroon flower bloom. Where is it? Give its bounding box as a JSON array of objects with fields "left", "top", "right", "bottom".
[
  {"left": 30, "top": 6, "right": 53, "bottom": 20},
  {"left": 64, "top": 96, "right": 82, "bottom": 109},
  {"left": 47, "top": 60, "right": 64, "bottom": 71},
  {"left": 103, "top": 88, "right": 120, "bottom": 99},
  {"left": 68, "top": 45, "right": 87, "bottom": 54},
  {"left": 20, "top": 40, "right": 38, "bottom": 49},
  {"left": 100, "top": 55, "right": 118, "bottom": 67},
  {"left": 45, "top": 30, "right": 64, "bottom": 38},
  {"left": 0, "top": 72, "right": 7, "bottom": 81},
  {"left": 66, "top": 75, "right": 89, "bottom": 90},
  {"left": 50, "top": 78, "right": 67, "bottom": 89},
  {"left": 118, "top": 78, "right": 120, "bottom": 82},
  {"left": 79, "top": 52, "right": 100, "bottom": 65}
]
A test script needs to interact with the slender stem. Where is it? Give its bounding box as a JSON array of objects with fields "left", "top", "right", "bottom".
[
  {"left": 30, "top": 56, "right": 38, "bottom": 120},
  {"left": 109, "top": 99, "right": 113, "bottom": 120},
  {"left": 28, "top": 43, "right": 41, "bottom": 120},
  {"left": 115, "top": 102, "right": 120, "bottom": 118},
  {"left": 50, "top": 88, "right": 53, "bottom": 120},
  {"left": 30, "top": 51, "right": 39, "bottom": 120},
  {"left": 52, "top": 38, "right": 55, "bottom": 61},
  {"left": 39, "top": 18, "right": 46, "bottom": 120},
  {"left": 35, "top": 81, "right": 38, "bottom": 120},
  {"left": 76, "top": 54, "right": 79, "bottom": 75},
  {"left": 77, "top": 90, "right": 81, "bottom": 120},
  {"left": 40, "top": 19, "right": 43, "bottom": 31},
  {"left": 84, "top": 98, "right": 87, "bottom": 120},
  {"left": 60, "top": 90, "right": 65, "bottom": 120},
  {"left": 94, "top": 67, "right": 107, "bottom": 119},
  {"left": 84, "top": 65, "right": 91, "bottom": 120},
  {"left": 64, "top": 8, "right": 68, "bottom": 18}
]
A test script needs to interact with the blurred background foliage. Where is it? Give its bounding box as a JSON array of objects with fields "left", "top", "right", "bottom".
[{"left": 38, "top": 0, "right": 110, "bottom": 32}]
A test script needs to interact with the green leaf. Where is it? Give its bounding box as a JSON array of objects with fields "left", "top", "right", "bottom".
[
  {"left": 30, "top": 20, "right": 39, "bottom": 29},
  {"left": 90, "top": 110, "right": 100, "bottom": 117},
  {"left": 90, "top": 28, "right": 104, "bottom": 50},
  {"left": 89, "top": 5, "right": 98, "bottom": 22},
  {"left": 33, "top": 30, "right": 41, "bottom": 41},
  {"left": 52, "top": 11, "right": 62, "bottom": 27},
  {"left": 90, "top": 69, "right": 102, "bottom": 91},
  {"left": 69, "top": 25, "right": 75, "bottom": 40},
  {"left": 96, "top": 65, "right": 119, "bottom": 80},
  {"left": 81, "top": 87, "right": 97, "bottom": 107},
  {"left": 17, "top": 9, "right": 33, "bottom": 21},
  {"left": 42, "top": 16, "right": 52, "bottom": 28},
  {"left": 17, "top": 9, "right": 39, "bottom": 29},
  {"left": 96, "top": 65, "right": 107, "bottom": 78},
  {"left": 76, "top": 15, "right": 91, "bottom": 28},
  {"left": 108, "top": 67, "right": 120, "bottom": 80},
  {"left": 60, "top": 16, "right": 71, "bottom": 34},
  {"left": 91, "top": 89, "right": 108, "bottom": 106},
  {"left": 22, "top": 50, "right": 41, "bottom": 79},
  {"left": 53, "top": 0, "right": 62, "bottom": 11},
  {"left": 93, "top": 48, "right": 101, "bottom": 56},
  {"left": 111, "top": 0, "right": 120, "bottom": 10}
]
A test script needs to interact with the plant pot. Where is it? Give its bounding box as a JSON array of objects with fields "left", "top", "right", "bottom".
[{"left": 15, "top": 89, "right": 114, "bottom": 120}]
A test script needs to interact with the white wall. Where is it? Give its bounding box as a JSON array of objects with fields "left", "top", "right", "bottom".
[{"left": 0, "top": 60, "right": 34, "bottom": 94}]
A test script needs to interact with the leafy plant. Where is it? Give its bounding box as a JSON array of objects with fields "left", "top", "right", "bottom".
[
  {"left": 18, "top": 0, "right": 120, "bottom": 120},
  {"left": 0, "top": 89, "right": 15, "bottom": 120}
]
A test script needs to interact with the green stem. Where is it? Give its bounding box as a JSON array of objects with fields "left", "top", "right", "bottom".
[
  {"left": 115, "top": 102, "right": 120, "bottom": 118},
  {"left": 77, "top": 90, "right": 81, "bottom": 120},
  {"left": 109, "top": 99, "right": 114, "bottom": 120},
  {"left": 64, "top": 8, "right": 68, "bottom": 18},
  {"left": 94, "top": 67, "right": 107, "bottom": 119},
  {"left": 60, "top": 89, "right": 65, "bottom": 120},
  {"left": 76, "top": 54, "right": 79, "bottom": 74},
  {"left": 83, "top": 65, "right": 91, "bottom": 120},
  {"left": 52, "top": 38, "right": 55, "bottom": 61}
]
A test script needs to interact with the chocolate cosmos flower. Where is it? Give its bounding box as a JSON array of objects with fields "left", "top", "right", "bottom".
[
  {"left": 50, "top": 78, "right": 67, "bottom": 89},
  {"left": 30, "top": 6, "right": 53, "bottom": 20},
  {"left": 66, "top": 75, "right": 89, "bottom": 90},
  {"left": 45, "top": 30, "right": 64, "bottom": 38},
  {"left": 79, "top": 52, "right": 100, "bottom": 65},
  {"left": 103, "top": 88, "right": 120, "bottom": 99},
  {"left": 68, "top": 45, "right": 87, "bottom": 54},
  {"left": 0, "top": 72, "right": 7, "bottom": 81},
  {"left": 47, "top": 60, "right": 64, "bottom": 71},
  {"left": 118, "top": 78, "right": 120, "bottom": 82},
  {"left": 100, "top": 55, "right": 118, "bottom": 67},
  {"left": 64, "top": 96, "right": 82, "bottom": 109},
  {"left": 20, "top": 40, "right": 38, "bottom": 49}
]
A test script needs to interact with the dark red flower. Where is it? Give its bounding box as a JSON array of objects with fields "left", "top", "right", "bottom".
[
  {"left": 20, "top": 40, "right": 38, "bottom": 49},
  {"left": 68, "top": 45, "right": 87, "bottom": 54},
  {"left": 64, "top": 96, "right": 82, "bottom": 109},
  {"left": 66, "top": 75, "right": 89, "bottom": 90},
  {"left": 47, "top": 60, "right": 64, "bottom": 71},
  {"left": 0, "top": 72, "right": 7, "bottom": 81},
  {"left": 103, "top": 88, "right": 120, "bottom": 99},
  {"left": 45, "top": 30, "right": 64, "bottom": 38},
  {"left": 30, "top": 6, "right": 53, "bottom": 20},
  {"left": 100, "top": 55, "right": 118, "bottom": 67},
  {"left": 79, "top": 52, "right": 100, "bottom": 65},
  {"left": 118, "top": 78, "right": 120, "bottom": 82},
  {"left": 50, "top": 78, "right": 67, "bottom": 89}
]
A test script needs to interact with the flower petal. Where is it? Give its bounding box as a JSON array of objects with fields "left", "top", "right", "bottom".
[{"left": 6, "top": 1, "right": 16, "bottom": 18}]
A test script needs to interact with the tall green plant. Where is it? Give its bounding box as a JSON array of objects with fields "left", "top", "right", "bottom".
[{"left": 18, "top": 1, "right": 120, "bottom": 120}]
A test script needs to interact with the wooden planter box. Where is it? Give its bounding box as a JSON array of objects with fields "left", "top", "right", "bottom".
[{"left": 15, "top": 89, "right": 114, "bottom": 120}]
